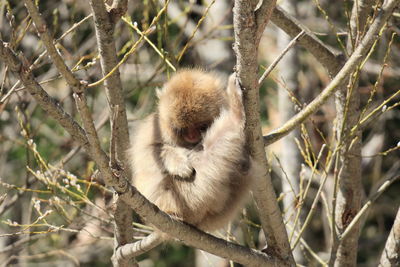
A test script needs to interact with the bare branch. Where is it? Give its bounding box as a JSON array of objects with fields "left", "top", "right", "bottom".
[
  {"left": 109, "top": 0, "right": 128, "bottom": 22},
  {"left": 340, "top": 175, "right": 400, "bottom": 241},
  {"left": 23, "top": 0, "right": 125, "bottom": 192},
  {"left": 379, "top": 206, "right": 400, "bottom": 267},
  {"left": 113, "top": 199, "right": 139, "bottom": 267},
  {"left": 114, "top": 232, "right": 163, "bottom": 263},
  {"left": 24, "top": 0, "right": 83, "bottom": 91},
  {"left": 72, "top": 88, "right": 124, "bottom": 190},
  {"left": 118, "top": 186, "right": 283, "bottom": 267},
  {"left": 233, "top": 0, "right": 295, "bottom": 264},
  {"left": 258, "top": 30, "right": 305, "bottom": 85},
  {"left": 347, "top": 0, "right": 376, "bottom": 52},
  {"left": 89, "top": 2, "right": 133, "bottom": 264},
  {"left": 89, "top": 0, "right": 130, "bottom": 165},
  {"left": 255, "top": 0, "right": 277, "bottom": 43},
  {"left": 333, "top": 1, "right": 376, "bottom": 265}
]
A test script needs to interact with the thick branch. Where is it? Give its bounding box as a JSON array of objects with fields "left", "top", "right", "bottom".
[
  {"left": 89, "top": 0, "right": 133, "bottom": 258},
  {"left": 333, "top": 1, "right": 375, "bottom": 265},
  {"left": 379, "top": 207, "right": 400, "bottom": 267},
  {"left": 114, "top": 232, "right": 163, "bottom": 262},
  {"left": 118, "top": 186, "right": 282, "bottom": 267},
  {"left": 233, "top": 0, "right": 295, "bottom": 264},
  {"left": 109, "top": 0, "right": 128, "bottom": 22},
  {"left": 255, "top": 0, "right": 277, "bottom": 42},
  {"left": 89, "top": 0, "right": 130, "bottom": 164}
]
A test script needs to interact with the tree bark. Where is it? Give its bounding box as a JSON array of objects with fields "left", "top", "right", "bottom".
[
  {"left": 379, "top": 207, "right": 400, "bottom": 267},
  {"left": 233, "top": 0, "right": 295, "bottom": 264},
  {"left": 332, "top": 1, "right": 374, "bottom": 266}
]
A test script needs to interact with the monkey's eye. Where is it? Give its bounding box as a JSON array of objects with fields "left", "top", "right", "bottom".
[{"left": 198, "top": 123, "right": 209, "bottom": 132}]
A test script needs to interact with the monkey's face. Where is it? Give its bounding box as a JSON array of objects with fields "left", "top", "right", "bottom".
[
  {"left": 173, "top": 119, "right": 212, "bottom": 147},
  {"left": 158, "top": 70, "right": 227, "bottom": 148}
]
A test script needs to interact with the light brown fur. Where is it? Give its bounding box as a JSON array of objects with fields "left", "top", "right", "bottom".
[{"left": 127, "top": 70, "right": 256, "bottom": 231}]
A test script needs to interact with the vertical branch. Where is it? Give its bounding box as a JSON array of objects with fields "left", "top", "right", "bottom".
[
  {"left": 233, "top": 0, "right": 295, "bottom": 264},
  {"left": 89, "top": 0, "right": 130, "bottom": 169},
  {"left": 379, "top": 207, "right": 400, "bottom": 267},
  {"left": 26, "top": 0, "right": 133, "bottom": 263},
  {"left": 347, "top": 0, "right": 376, "bottom": 53},
  {"left": 332, "top": 1, "right": 374, "bottom": 266},
  {"left": 88, "top": 1, "right": 134, "bottom": 266}
]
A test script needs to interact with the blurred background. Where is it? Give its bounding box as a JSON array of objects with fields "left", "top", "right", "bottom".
[{"left": 0, "top": 0, "right": 399, "bottom": 266}]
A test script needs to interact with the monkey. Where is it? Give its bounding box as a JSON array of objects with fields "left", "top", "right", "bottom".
[{"left": 127, "top": 69, "right": 258, "bottom": 231}]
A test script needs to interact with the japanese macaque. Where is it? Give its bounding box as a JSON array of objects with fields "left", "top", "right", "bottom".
[{"left": 127, "top": 69, "right": 257, "bottom": 231}]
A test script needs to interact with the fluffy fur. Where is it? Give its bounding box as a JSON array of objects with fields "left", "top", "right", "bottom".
[{"left": 127, "top": 70, "right": 256, "bottom": 231}]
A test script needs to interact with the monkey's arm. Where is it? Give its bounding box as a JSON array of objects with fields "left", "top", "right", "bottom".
[
  {"left": 201, "top": 74, "right": 245, "bottom": 151},
  {"left": 184, "top": 75, "right": 247, "bottom": 225},
  {"left": 190, "top": 73, "right": 246, "bottom": 183}
]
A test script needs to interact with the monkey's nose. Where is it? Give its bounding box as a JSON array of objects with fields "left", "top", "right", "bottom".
[{"left": 183, "top": 127, "right": 202, "bottom": 144}]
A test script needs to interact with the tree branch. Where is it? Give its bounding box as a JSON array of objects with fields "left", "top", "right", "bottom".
[
  {"left": 109, "top": 0, "right": 128, "bottom": 23},
  {"left": 118, "top": 186, "right": 282, "bottom": 267},
  {"left": 113, "top": 232, "right": 163, "bottom": 263},
  {"left": 89, "top": 1, "right": 134, "bottom": 264},
  {"left": 89, "top": 0, "right": 130, "bottom": 166},
  {"left": 379, "top": 206, "right": 400, "bottom": 267},
  {"left": 23, "top": 0, "right": 83, "bottom": 91},
  {"left": 259, "top": 30, "right": 305, "bottom": 85},
  {"left": 255, "top": 0, "right": 277, "bottom": 43},
  {"left": 332, "top": 0, "right": 375, "bottom": 265},
  {"left": 340, "top": 175, "right": 400, "bottom": 242},
  {"left": 233, "top": 0, "right": 295, "bottom": 264}
]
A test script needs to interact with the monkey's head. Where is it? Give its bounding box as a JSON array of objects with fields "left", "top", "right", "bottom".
[{"left": 158, "top": 69, "right": 228, "bottom": 147}]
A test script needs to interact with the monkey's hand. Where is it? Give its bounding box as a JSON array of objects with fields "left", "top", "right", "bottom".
[
  {"left": 227, "top": 73, "right": 245, "bottom": 124},
  {"left": 161, "top": 145, "right": 194, "bottom": 179}
]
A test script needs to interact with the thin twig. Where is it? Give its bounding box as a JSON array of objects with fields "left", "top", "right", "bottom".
[
  {"left": 24, "top": 0, "right": 83, "bottom": 90},
  {"left": 340, "top": 174, "right": 400, "bottom": 241},
  {"left": 258, "top": 30, "right": 305, "bottom": 85},
  {"left": 271, "top": 6, "right": 343, "bottom": 76}
]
